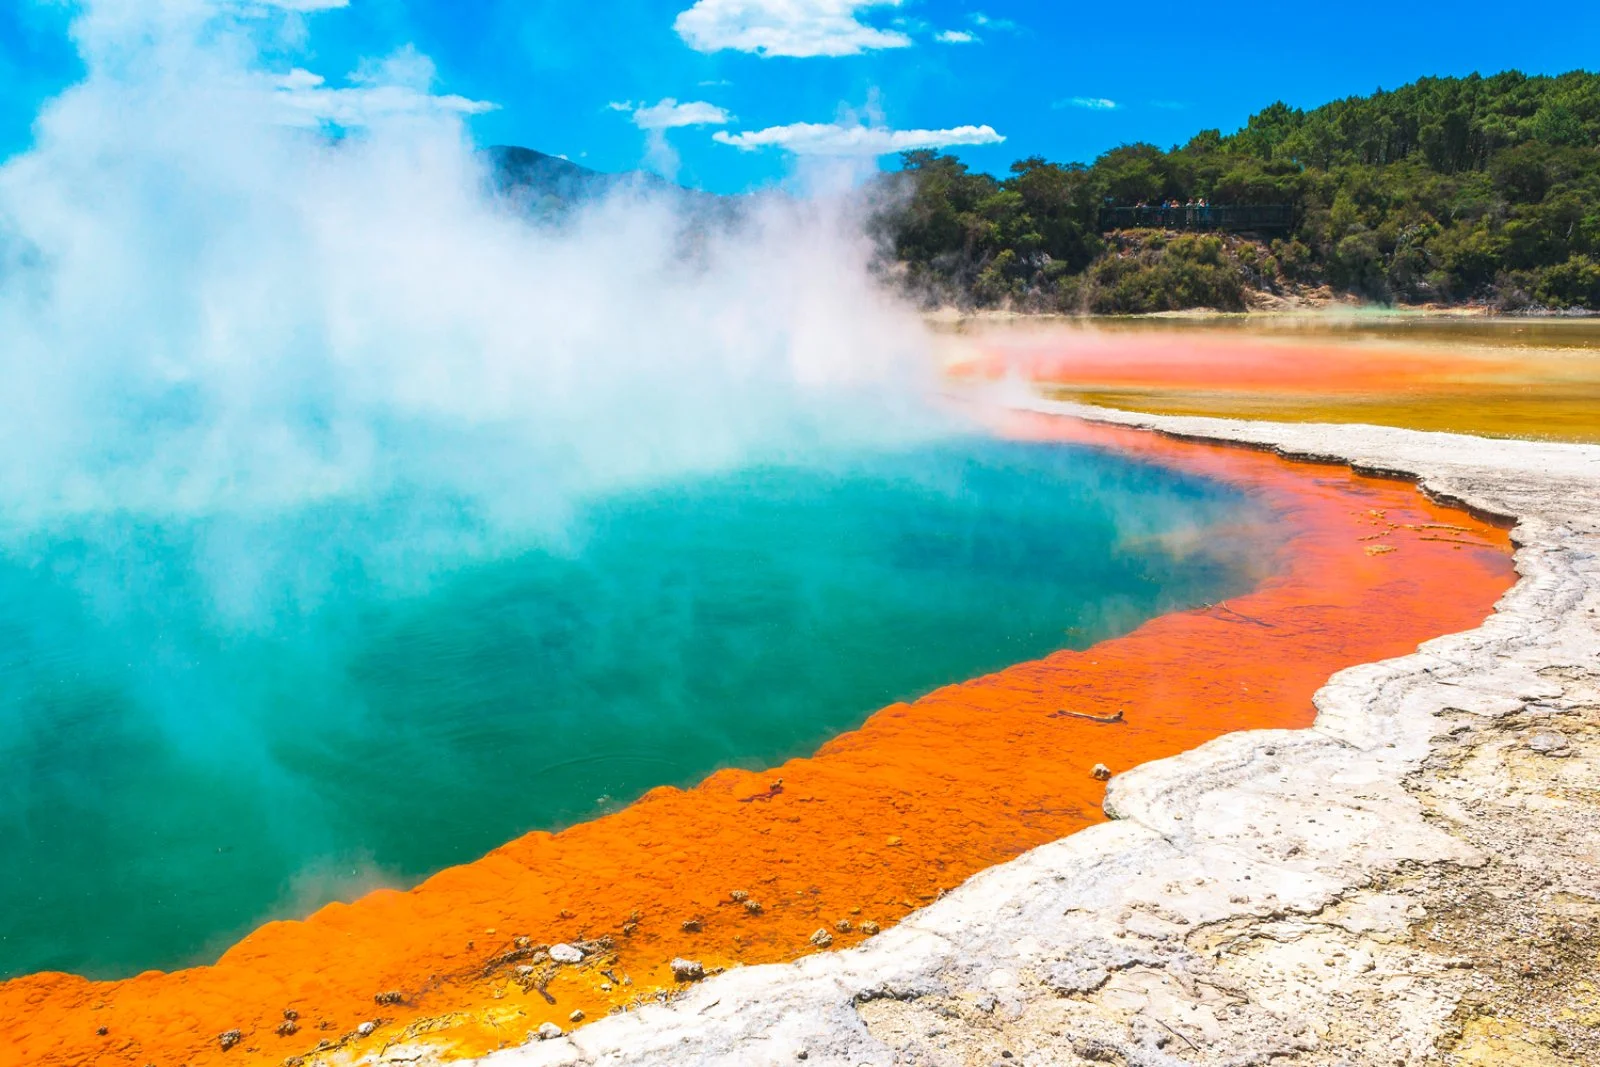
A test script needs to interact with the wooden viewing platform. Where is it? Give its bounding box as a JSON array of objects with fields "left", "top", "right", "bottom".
[{"left": 1099, "top": 204, "right": 1295, "bottom": 233}]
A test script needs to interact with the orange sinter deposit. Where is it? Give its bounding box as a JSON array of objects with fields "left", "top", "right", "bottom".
[{"left": 0, "top": 414, "right": 1514, "bottom": 1067}]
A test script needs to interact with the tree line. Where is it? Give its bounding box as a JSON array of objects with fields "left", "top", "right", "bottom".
[{"left": 871, "top": 70, "right": 1600, "bottom": 313}]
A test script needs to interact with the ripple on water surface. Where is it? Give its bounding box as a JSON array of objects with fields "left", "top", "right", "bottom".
[{"left": 0, "top": 436, "right": 1278, "bottom": 980}]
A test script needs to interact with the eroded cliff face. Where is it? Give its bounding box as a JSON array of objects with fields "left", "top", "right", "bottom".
[
  {"left": 0, "top": 414, "right": 1516, "bottom": 1067},
  {"left": 445, "top": 406, "right": 1597, "bottom": 1067}
]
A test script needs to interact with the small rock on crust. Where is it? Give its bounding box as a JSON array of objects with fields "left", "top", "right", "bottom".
[
  {"left": 569, "top": 1009, "right": 585, "bottom": 1023},
  {"left": 549, "top": 943, "right": 584, "bottom": 964},
  {"left": 356, "top": 1021, "right": 377, "bottom": 1038},
  {"left": 809, "top": 928, "right": 834, "bottom": 948},
  {"left": 218, "top": 1030, "right": 242, "bottom": 1051},
  {"left": 833, "top": 919, "right": 853, "bottom": 933},
  {"left": 671, "top": 958, "right": 705, "bottom": 981},
  {"left": 729, "top": 890, "right": 748, "bottom": 902},
  {"left": 860, "top": 920, "right": 881, "bottom": 935},
  {"left": 537, "top": 1022, "right": 563, "bottom": 1041},
  {"left": 1090, "top": 763, "right": 1113, "bottom": 781},
  {"left": 743, "top": 899, "right": 763, "bottom": 915},
  {"left": 1527, "top": 729, "right": 1572, "bottom": 756}
]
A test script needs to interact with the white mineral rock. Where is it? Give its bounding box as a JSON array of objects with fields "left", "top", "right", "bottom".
[
  {"left": 670, "top": 958, "right": 705, "bottom": 980},
  {"left": 548, "top": 943, "right": 583, "bottom": 964}
]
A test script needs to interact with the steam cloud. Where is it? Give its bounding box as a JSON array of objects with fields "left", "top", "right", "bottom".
[
  {"left": 0, "top": 0, "right": 937, "bottom": 549},
  {"left": 0, "top": 1, "right": 947, "bottom": 971}
]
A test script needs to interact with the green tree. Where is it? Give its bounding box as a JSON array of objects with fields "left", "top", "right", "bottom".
[{"left": 874, "top": 69, "right": 1600, "bottom": 312}]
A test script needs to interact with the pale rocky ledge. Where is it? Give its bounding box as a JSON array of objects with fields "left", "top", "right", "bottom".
[{"left": 374, "top": 402, "right": 1600, "bottom": 1067}]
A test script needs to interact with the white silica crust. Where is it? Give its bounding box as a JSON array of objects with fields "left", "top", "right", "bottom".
[{"left": 437, "top": 403, "right": 1600, "bottom": 1067}]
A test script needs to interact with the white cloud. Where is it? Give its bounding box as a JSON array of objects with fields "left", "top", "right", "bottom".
[
  {"left": 605, "top": 99, "right": 733, "bottom": 182},
  {"left": 674, "top": 0, "right": 913, "bottom": 58},
  {"left": 633, "top": 98, "right": 732, "bottom": 129},
  {"left": 713, "top": 120, "right": 1004, "bottom": 155},
  {"left": 221, "top": 0, "right": 348, "bottom": 19},
  {"left": 277, "top": 68, "right": 324, "bottom": 92},
  {"left": 934, "top": 29, "right": 976, "bottom": 43},
  {"left": 610, "top": 98, "right": 733, "bottom": 130},
  {"left": 1055, "top": 96, "right": 1117, "bottom": 110},
  {"left": 969, "top": 12, "right": 1018, "bottom": 30},
  {"left": 272, "top": 51, "right": 497, "bottom": 128}
]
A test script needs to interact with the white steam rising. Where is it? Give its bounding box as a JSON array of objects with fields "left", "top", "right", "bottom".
[{"left": 0, "top": 0, "right": 936, "bottom": 541}]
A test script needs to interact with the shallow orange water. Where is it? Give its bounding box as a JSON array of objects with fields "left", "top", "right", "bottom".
[
  {"left": 950, "top": 319, "right": 1600, "bottom": 442},
  {"left": 0, "top": 415, "right": 1514, "bottom": 1067}
]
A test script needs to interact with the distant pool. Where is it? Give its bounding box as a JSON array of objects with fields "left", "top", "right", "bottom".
[{"left": 0, "top": 437, "right": 1279, "bottom": 980}]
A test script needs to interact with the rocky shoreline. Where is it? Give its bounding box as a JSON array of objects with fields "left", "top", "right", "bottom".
[{"left": 440, "top": 404, "right": 1600, "bottom": 1067}]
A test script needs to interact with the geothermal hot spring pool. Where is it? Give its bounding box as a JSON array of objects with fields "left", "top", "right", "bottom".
[{"left": 0, "top": 435, "right": 1277, "bottom": 981}]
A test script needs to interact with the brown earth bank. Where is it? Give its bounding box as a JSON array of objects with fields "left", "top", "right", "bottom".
[{"left": 0, "top": 416, "right": 1515, "bottom": 1067}]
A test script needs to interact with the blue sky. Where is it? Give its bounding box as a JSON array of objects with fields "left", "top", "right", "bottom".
[{"left": 4, "top": 0, "right": 1600, "bottom": 194}]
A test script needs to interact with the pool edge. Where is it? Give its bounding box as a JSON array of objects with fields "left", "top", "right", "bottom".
[{"left": 464, "top": 404, "right": 1600, "bottom": 1066}]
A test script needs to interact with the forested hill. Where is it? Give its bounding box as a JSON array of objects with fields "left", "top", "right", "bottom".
[{"left": 875, "top": 70, "right": 1600, "bottom": 313}]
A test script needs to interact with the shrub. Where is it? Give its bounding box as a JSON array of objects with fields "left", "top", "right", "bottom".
[{"left": 1534, "top": 255, "right": 1600, "bottom": 308}]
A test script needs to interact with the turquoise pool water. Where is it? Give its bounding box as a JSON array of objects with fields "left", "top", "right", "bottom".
[{"left": 0, "top": 437, "right": 1278, "bottom": 980}]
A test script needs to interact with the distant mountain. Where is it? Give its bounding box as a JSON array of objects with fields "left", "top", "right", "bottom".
[
  {"left": 486, "top": 145, "right": 712, "bottom": 212},
  {"left": 488, "top": 146, "right": 642, "bottom": 202}
]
